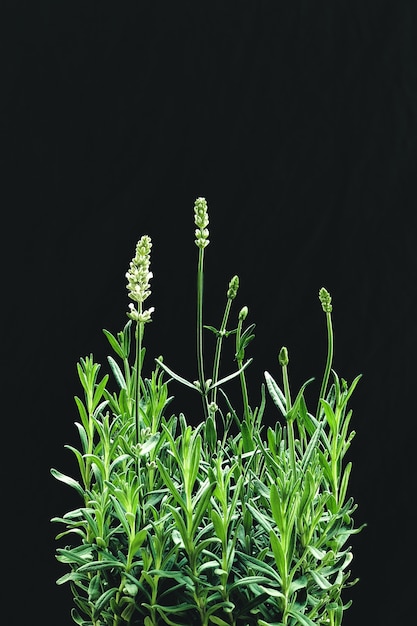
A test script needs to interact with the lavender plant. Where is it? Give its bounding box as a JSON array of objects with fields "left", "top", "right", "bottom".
[{"left": 51, "top": 198, "right": 365, "bottom": 626}]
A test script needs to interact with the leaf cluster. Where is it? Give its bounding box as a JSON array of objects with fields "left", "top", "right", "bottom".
[{"left": 52, "top": 328, "right": 363, "bottom": 626}]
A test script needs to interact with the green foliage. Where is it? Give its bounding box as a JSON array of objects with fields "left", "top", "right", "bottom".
[{"left": 51, "top": 198, "right": 365, "bottom": 626}]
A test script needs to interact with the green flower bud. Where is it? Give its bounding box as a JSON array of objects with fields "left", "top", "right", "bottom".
[
  {"left": 208, "top": 402, "right": 218, "bottom": 417},
  {"left": 279, "top": 346, "right": 289, "bottom": 367},
  {"left": 127, "top": 303, "right": 155, "bottom": 323},
  {"left": 194, "top": 197, "right": 210, "bottom": 248},
  {"left": 227, "top": 275, "right": 239, "bottom": 300},
  {"left": 319, "top": 287, "right": 332, "bottom": 313},
  {"left": 239, "top": 306, "right": 248, "bottom": 321}
]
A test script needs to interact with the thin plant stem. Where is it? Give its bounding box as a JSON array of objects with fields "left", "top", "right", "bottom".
[
  {"left": 236, "top": 315, "right": 250, "bottom": 421},
  {"left": 317, "top": 309, "right": 334, "bottom": 418},
  {"left": 196, "top": 246, "right": 209, "bottom": 418},
  {"left": 281, "top": 350, "right": 296, "bottom": 476},
  {"left": 134, "top": 309, "right": 146, "bottom": 446},
  {"left": 210, "top": 297, "right": 233, "bottom": 406}
]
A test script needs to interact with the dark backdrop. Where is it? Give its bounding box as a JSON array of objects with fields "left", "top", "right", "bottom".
[{"left": 4, "top": 1, "right": 416, "bottom": 623}]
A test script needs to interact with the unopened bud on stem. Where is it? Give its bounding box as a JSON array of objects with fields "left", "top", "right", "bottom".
[
  {"left": 194, "top": 197, "right": 210, "bottom": 248},
  {"left": 227, "top": 275, "right": 239, "bottom": 300},
  {"left": 279, "top": 346, "right": 289, "bottom": 367},
  {"left": 319, "top": 287, "right": 332, "bottom": 313},
  {"left": 239, "top": 306, "right": 248, "bottom": 321}
]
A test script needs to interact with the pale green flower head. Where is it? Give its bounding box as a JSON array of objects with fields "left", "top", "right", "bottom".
[
  {"left": 319, "top": 287, "right": 332, "bottom": 313},
  {"left": 194, "top": 197, "right": 210, "bottom": 248},
  {"left": 227, "top": 275, "right": 239, "bottom": 300},
  {"left": 126, "top": 235, "right": 154, "bottom": 322}
]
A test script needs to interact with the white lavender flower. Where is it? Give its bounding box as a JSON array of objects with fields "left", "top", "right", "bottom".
[{"left": 126, "top": 235, "right": 154, "bottom": 322}]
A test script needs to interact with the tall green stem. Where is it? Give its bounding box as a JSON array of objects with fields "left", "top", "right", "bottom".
[
  {"left": 196, "top": 247, "right": 209, "bottom": 418},
  {"left": 210, "top": 297, "right": 233, "bottom": 406},
  {"left": 317, "top": 310, "right": 333, "bottom": 418},
  {"left": 135, "top": 314, "right": 144, "bottom": 446},
  {"left": 280, "top": 347, "right": 295, "bottom": 476},
  {"left": 236, "top": 314, "right": 250, "bottom": 421}
]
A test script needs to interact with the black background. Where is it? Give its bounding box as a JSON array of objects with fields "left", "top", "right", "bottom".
[{"left": 4, "top": 1, "right": 416, "bottom": 623}]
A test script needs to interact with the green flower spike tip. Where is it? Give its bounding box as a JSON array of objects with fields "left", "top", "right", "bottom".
[
  {"left": 319, "top": 287, "right": 332, "bottom": 313},
  {"left": 238, "top": 305, "right": 248, "bottom": 321},
  {"left": 279, "top": 346, "right": 289, "bottom": 367},
  {"left": 194, "top": 197, "right": 210, "bottom": 248},
  {"left": 126, "top": 235, "right": 154, "bottom": 323},
  {"left": 227, "top": 275, "right": 239, "bottom": 300}
]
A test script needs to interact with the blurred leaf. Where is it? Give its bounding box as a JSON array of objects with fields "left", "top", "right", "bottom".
[
  {"left": 287, "top": 608, "right": 316, "bottom": 626},
  {"left": 137, "top": 432, "right": 160, "bottom": 457},
  {"left": 130, "top": 527, "right": 148, "bottom": 555},
  {"left": 310, "top": 569, "right": 333, "bottom": 589}
]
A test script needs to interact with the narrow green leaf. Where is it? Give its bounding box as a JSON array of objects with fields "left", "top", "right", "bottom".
[
  {"left": 320, "top": 398, "right": 337, "bottom": 436},
  {"left": 191, "top": 480, "right": 216, "bottom": 537},
  {"left": 107, "top": 355, "right": 127, "bottom": 390},
  {"left": 301, "top": 420, "right": 324, "bottom": 473},
  {"left": 205, "top": 414, "right": 217, "bottom": 450},
  {"left": 288, "top": 575, "right": 308, "bottom": 594},
  {"left": 209, "top": 358, "right": 253, "bottom": 389},
  {"left": 286, "top": 377, "right": 315, "bottom": 423},
  {"left": 88, "top": 574, "right": 101, "bottom": 602},
  {"left": 74, "top": 395, "right": 89, "bottom": 432},
  {"left": 269, "top": 529, "right": 286, "bottom": 579},
  {"left": 109, "top": 495, "right": 130, "bottom": 536},
  {"left": 167, "top": 505, "right": 189, "bottom": 548},
  {"left": 50, "top": 468, "right": 85, "bottom": 497},
  {"left": 78, "top": 559, "right": 125, "bottom": 572},
  {"left": 211, "top": 509, "right": 226, "bottom": 544},
  {"left": 70, "top": 608, "right": 87, "bottom": 625},
  {"left": 92, "top": 374, "right": 109, "bottom": 410},
  {"left": 264, "top": 371, "right": 286, "bottom": 416},
  {"left": 155, "top": 358, "right": 199, "bottom": 391},
  {"left": 310, "top": 569, "right": 333, "bottom": 589},
  {"left": 130, "top": 527, "right": 148, "bottom": 555},
  {"left": 156, "top": 460, "right": 186, "bottom": 512},
  {"left": 339, "top": 461, "right": 352, "bottom": 505},
  {"left": 94, "top": 586, "right": 118, "bottom": 613},
  {"left": 245, "top": 501, "right": 273, "bottom": 535},
  {"left": 258, "top": 585, "right": 284, "bottom": 598},
  {"left": 308, "top": 545, "right": 326, "bottom": 560},
  {"left": 73, "top": 421, "right": 89, "bottom": 454},
  {"left": 103, "top": 328, "right": 125, "bottom": 359},
  {"left": 64, "top": 445, "right": 87, "bottom": 485},
  {"left": 137, "top": 432, "right": 160, "bottom": 457},
  {"left": 287, "top": 608, "right": 316, "bottom": 626},
  {"left": 340, "top": 374, "right": 362, "bottom": 409},
  {"left": 241, "top": 419, "right": 255, "bottom": 452},
  {"left": 270, "top": 484, "right": 284, "bottom": 532}
]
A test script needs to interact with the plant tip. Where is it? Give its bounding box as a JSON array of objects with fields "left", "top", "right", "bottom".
[
  {"left": 227, "top": 275, "right": 239, "bottom": 300},
  {"left": 279, "top": 346, "right": 289, "bottom": 367},
  {"left": 194, "top": 197, "right": 210, "bottom": 248},
  {"left": 319, "top": 287, "right": 332, "bottom": 313},
  {"left": 238, "top": 306, "right": 248, "bottom": 321}
]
